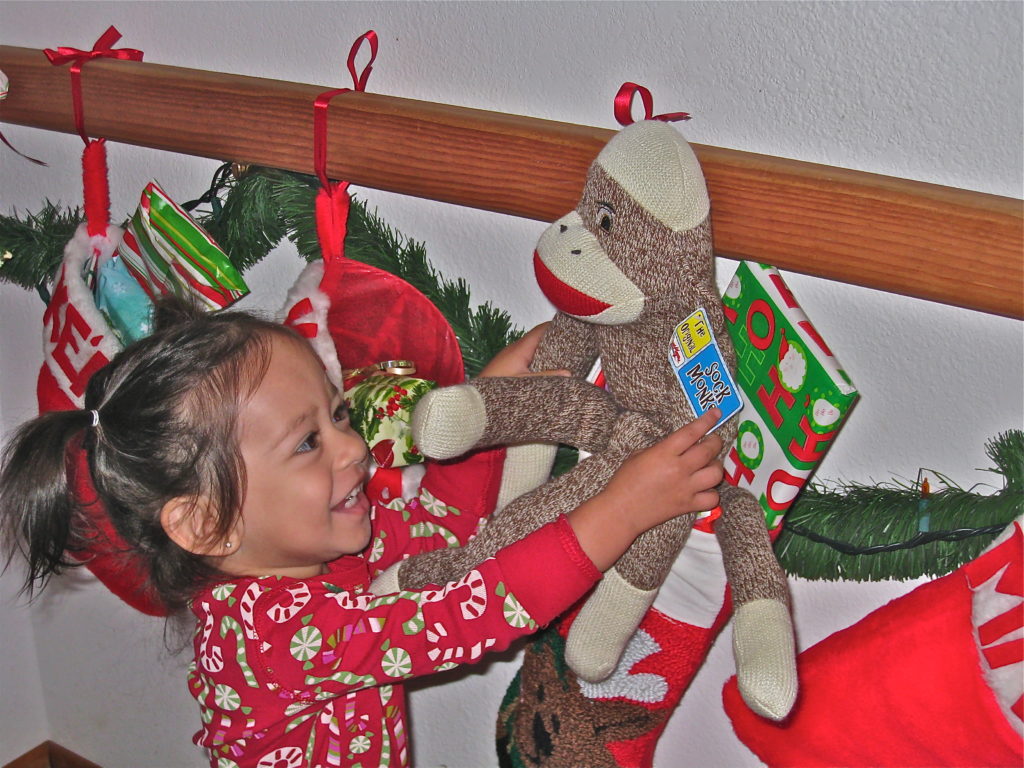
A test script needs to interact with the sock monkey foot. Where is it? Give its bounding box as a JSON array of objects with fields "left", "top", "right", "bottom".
[
  {"left": 411, "top": 384, "right": 486, "bottom": 460},
  {"left": 565, "top": 568, "right": 659, "bottom": 683},
  {"left": 732, "top": 598, "right": 798, "bottom": 721}
]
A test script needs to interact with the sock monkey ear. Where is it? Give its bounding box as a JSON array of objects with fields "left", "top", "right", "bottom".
[{"left": 160, "top": 496, "right": 232, "bottom": 556}]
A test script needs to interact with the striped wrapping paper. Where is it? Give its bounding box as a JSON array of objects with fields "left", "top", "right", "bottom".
[{"left": 116, "top": 180, "right": 248, "bottom": 309}]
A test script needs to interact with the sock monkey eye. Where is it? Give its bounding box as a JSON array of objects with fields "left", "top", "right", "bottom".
[{"left": 597, "top": 202, "right": 615, "bottom": 232}]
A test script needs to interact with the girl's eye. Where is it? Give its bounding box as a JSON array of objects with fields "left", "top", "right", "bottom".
[
  {"left": 332, "top": 403, "right": 349, "bottom": 424},
  {"left": 296, "top": 431, "right": 320, "bottom": 454}
]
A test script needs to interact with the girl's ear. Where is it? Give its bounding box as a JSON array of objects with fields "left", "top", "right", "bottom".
[{"left": 160, "top": 497, "right": 234, "bottom": 556}]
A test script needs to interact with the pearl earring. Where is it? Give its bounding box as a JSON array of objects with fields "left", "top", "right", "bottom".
[{"left": 224, "top": 541, "right": 232, "bottom": 549}]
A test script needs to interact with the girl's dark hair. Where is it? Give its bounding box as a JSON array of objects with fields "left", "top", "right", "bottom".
[{"left": 0, "top": 297, "right": 300, "bottom": 613}]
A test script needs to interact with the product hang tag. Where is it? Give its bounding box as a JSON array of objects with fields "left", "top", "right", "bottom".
[{"left": 668, "top": 308, "right": 743, "bottom": 431}]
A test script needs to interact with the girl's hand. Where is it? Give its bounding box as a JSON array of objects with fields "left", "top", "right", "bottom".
[
  {"left": 605, "top": 409, "right": 725, "bottom": 532},
  {"left": 478, "top": 323, "right": 570, "bottom": 379},
  {"left": 568, "top": 409, "right": 725, "bottom": 572}
]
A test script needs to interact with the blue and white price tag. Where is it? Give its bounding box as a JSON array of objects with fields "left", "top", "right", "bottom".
[{"left": 668, "top": 308, "right": 743, "bottom": 431}]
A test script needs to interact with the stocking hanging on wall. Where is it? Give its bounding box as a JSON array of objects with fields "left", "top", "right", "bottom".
[
  {"left": 33, "top": 28, "right": 162, "bottom": 614},
  {"left": 279, "top": 31, "right": 464, "bottom": 507},
  {"left": 724, "top": 517, "right": 1024, "bottom": 767}
]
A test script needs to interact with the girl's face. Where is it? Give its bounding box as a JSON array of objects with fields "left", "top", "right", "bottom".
[{"left": 223, "top": 335, "right": 371, "bottom": 579}]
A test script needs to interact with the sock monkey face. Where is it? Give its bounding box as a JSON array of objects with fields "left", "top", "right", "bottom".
[
  {"left": 532, "top": 201, "right": 646, "bottom": 325},
  {"left": 532, "top": 120, "right": 714, "bottom": 326}
]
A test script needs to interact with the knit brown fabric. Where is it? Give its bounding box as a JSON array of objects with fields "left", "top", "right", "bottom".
[
  {"left": 471, "top": 375, "right": 621, "bottom": 454},
  {"left": 496, "top": 628, "right": 668, "bottom": 768}
]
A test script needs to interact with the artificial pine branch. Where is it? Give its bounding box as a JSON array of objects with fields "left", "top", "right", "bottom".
[
  {"left": 196, "top": 169, "right": 289, "bottom": 271},
  {"left": 206, "top": 165, "right": 524, "bottom": 376},
  {"left": 1, "top": 167, "right": 523, "bottom": 378},
  {"left": 776, "top": 429, "right": 1023, "bottom": 581},
  {"left": 267, "top": 169, "right": 321, "bottom": 260},
  {"left": 0, "top": 201, "right": 83, "bottom": 290}
]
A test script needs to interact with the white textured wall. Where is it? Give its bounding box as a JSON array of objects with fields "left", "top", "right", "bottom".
[{"left": 1, "top": 2, "right": 1021, "bottom": 766}]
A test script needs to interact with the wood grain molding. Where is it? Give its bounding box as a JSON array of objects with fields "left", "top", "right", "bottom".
[{"left": 1, "top": 45, "right": 1021, "bottom": 318}]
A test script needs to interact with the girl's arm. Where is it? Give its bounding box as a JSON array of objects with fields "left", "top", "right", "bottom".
[
  {"left": 566, "top": 409, "right": 724, "bottom": 571},
  {"left": 248, "top": 516, "right": 599, "bottom": 699},
  {"left": 251, "top": 409, "right": 723, "bottom": 699},
  {"left": 366, "top": 447, "right": 506, "bottom": 576}
]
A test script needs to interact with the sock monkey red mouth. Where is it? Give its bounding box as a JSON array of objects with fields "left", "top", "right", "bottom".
[{"left": 532, "top": 251, "right": 612, "bottom": 317}]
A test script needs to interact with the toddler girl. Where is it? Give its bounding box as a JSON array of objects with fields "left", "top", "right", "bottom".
[{"left": 1, "top": 299, "right": 724, "bottom": 767}]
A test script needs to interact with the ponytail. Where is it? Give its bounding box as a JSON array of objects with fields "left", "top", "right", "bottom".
[{"left": 0, "top": 408, "right": 98, "bottom": 596}]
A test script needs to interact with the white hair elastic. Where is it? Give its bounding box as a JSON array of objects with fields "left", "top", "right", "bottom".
[{"left": 89, "top": 409, "right": 100, "bottom": 428}]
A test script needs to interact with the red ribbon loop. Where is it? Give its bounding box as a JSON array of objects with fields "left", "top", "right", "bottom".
[
  {"left": 347, "top": 30, "right": 378, "bottom": 93},
  {"left": 613, "top": 82, "right": 691, "bottom": 126},
  {"left": 313, "top": 31, "right": 378, "bottom": 188},
  {"left": 314, "top": 88, "right": 351, "bottom": 190},
  {"left": 44, "top": 25, "right": 144, "bottom": 143},
  {"left": 312, "top": 31, "right": 378, "bottom": 261},
  {"left": 316, "top": 181, "right": 352, "bottom": 263}
]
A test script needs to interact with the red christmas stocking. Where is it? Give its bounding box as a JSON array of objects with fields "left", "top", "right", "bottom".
[
  {"left": 723, "top": 518, "right": 1024, "bottom": 768},
  {"left": 497, "top": 524, "right": 735, "bottom": 768},
  {"left": 37, "top": 218, "right": 169, "bottom": 614},
  {"left": 280, "top": 223, "right": 502, "bottom": 522}
]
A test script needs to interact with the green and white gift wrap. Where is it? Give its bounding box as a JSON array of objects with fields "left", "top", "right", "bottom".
[
  {"left": 719, "top": 262, "right": 859, "bottom": 529},
  {"left": 116, "top": 180, "right": 249, "bottom": 310},
  {"left": 344, "top": 372, "right": 436, "bottom": 468}
]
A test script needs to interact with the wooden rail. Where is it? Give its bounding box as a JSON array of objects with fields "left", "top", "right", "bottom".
[{"left": 2, "top": 45, "right": 1021, "bottom": 318}]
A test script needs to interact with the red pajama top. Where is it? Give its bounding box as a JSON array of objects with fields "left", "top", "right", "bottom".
[{"left": 188, "top": 454, "right": 599, "bottom": 768}]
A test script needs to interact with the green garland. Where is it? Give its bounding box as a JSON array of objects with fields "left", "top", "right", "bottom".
[
  {"left": 776, "top": 430, "right": 1022, "bottom": 581},
  {"left": 2, "top": 165, "right": 1019, "bottom": 581},
  {"left": 191, "top": 166, "right": 524, "bottom": 377},
  {"left": 0, "top": 201, "right": 82, "bottom": 301}
]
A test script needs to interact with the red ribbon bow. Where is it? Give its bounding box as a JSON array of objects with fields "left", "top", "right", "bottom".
[
  {"left": 44, "top": 25, "right": 144, "bottom": 143},
  {"left": 314, "top": 31, "right": 378, "bottom": 263},
  {"left": 614, "top": 82, "right": 691, "bottom": 126}
]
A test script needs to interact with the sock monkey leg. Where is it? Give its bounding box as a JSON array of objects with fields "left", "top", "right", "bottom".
[
  {"left": 716, "top": 485, "right": 797, "bottom": 721},
  {"left": 566, "top": 514, "right": 697, "bottom": 683},
  {"left": 496, "top": 443, "right": 559, "bottom": 512},
  {"left": 716, "top": 485, "right": 789, "bottom": 607},
  {"left": 564, "top": 411, "right": 690, "bottom": 682}
]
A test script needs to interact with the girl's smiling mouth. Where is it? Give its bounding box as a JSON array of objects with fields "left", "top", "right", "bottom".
[{"left": 332, "top": 479, "right": 370, "bottom": 516}]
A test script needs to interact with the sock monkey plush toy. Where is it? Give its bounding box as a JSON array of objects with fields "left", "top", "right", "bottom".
[{"left": 370, "top": 119, "right": 797, "bottom": 724}]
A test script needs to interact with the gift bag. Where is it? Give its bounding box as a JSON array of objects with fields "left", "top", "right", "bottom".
[
  {"left": 717, "top": 261, "right": 859, "bottom": 530},
  {"left": 117, "top": 180, "right": 248, "bottom": 309}
]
